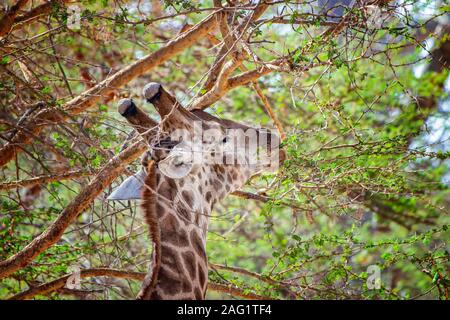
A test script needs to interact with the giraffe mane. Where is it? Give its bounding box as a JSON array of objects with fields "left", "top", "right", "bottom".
[{"left": 136, "top": 160, "right": 161, "bottom": 300}]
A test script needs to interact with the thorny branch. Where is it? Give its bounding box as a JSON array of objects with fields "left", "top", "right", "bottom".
[{"left": 10, "top": 267, "right": 271, "bottom": 300}]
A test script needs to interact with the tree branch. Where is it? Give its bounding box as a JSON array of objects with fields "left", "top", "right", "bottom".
[
  {"left": 208, "top": 282, "right": 272, "bottom": 300},
  {"left": 196, "top": 1, "right": 269, "bottom": 107},
  {"left": 0, "top": 140, "right": 147, "bottom": 280},
  {"left": 9, "top": 267, "right": 270, "bottom": 300},
  {"left": 9, "top": 268, "right": 146, "bottom": 300},
  {"left": 0, "top": 170, "right": 90, "bottom": 191},
  {"left": 203, "top": 1, "right": 267, "bottom": 91},
  {"left": 191, "top": 58, "right": 286, "bottom": 110},
  {"left": 252, "top": 82, "right": 286, "bottom": 140},
  {"left": 12, "top": 0, "right": 71, "bottom": 28},
  {"left": 0, "top": 0, "right": 29, "bottom": 38},
  {"left": 0, "top": 11, "right": 219, "bottom": 168}
]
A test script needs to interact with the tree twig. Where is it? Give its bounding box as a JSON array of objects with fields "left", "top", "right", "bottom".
[
  {"left": 0, "top": 0, "right": 29, "bottom": 38},
  {"left": 0, "top": 170, "right": 90, "bottom": 191},
  {"left": 0, "top": 140, "right": 147, "bottom": 280},
  {"left": 9, "top": 267, "right": 271, "bottom": 300}
]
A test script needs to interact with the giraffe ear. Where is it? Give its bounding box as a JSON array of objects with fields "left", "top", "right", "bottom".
[{"left": 107, "top": 168, "right": 146, "bottom": 200}]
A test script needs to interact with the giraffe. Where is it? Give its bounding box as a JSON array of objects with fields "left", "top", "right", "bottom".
[{"left": 108, "top": 82, "right": 285, "bottom": 300}]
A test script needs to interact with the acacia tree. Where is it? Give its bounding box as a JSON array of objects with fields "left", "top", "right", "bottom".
[{"left": 0, "top": 0, "right": 448, "bottom": 300}]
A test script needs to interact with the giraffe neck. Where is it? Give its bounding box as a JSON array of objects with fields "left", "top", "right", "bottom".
[
  {"left": 138, "top": 168, "right": 213, "bottom": 299},
  {"left": 138, "top": 163, "right": 251, "bottom": 300}
]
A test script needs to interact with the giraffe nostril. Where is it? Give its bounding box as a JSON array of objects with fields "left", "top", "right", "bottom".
[{"left": 143, "top": 82, "right": 162, "bottom": 102}]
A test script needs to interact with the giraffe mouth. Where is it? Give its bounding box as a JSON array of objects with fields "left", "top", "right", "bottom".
[
  {"left": 156, "top": 141, "right": 195, "bottom": 179},
  {"left": 107, "top": 141, "right": 196, "bottom": 201}
]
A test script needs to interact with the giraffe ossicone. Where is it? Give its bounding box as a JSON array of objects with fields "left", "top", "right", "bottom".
[{"left": 109, "top": 82, "right": 285, "bottom": 299}]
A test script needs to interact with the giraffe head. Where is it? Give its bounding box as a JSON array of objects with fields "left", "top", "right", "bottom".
[
  {"left": 109, "top": 82, "right": 285, "bottom": 204},
  {"left": 109, "top": 82, "right": 285, "bottom": 299}
]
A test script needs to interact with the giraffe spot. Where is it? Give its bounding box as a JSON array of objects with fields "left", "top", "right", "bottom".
[
  {"left": 181, "top": 190, "right": 194, "bottom": 207},
  {"left": 198, "top": 185, "right": 203, "bottom": 193},
  {"left": 194, "top": 287, "right": 203, "bottom": 300},
  {"left": 156, "top": 172, "right": 162, "bottom": 184},
  {"left": 197, "top": 262, "right": 207, "bottom": 290},
  {"left": 214, "top": 165, "right": 225, "bottom": 175},
  {"left": 177, "top": 206, "right": 192, "bottom": 223},
  {"left": 213, "top": 179, "right": 222, "bottom": 189},
  {"left": 156, "top": 203, "right": 166, "bottom": 218},
  {"left": 190, "top": 229, "right": 206, "bottom": 260},
  {"left": 227, "top": 173, "right": 232, "bottom": 181},
  {"left": 159, "top": 180, "right": 176, "bottom": 201},
  {"left": 205, "top": 191, "right": 212, "bottom": 203},
  {"left": 158, "top": 266, "right": 192, "bottom": 295},
  {"left": 181, "top": 251, "right": 197, "bottom": 279},
  {"left": 161, "top": 214, "right": 189, "bottom": 247},
  {"left": 232, "top": 171, "right": 238, "bottom": 180},
  {"left": 195, "top": 211, "right": 201, "bottom": 227},
  {"left": 182, "top": 279, "right": 193, "bottom": 293},
  {"left": 150, "top": 291, "right": 163, "bottom": 300},
  {"left": 167, "top": 177, "right": 178, "bottom": 188},
  {"left": 158, "top": 267, "right": 180, "bottom": 295},
  {"left": 161, "top": 245, "right": 184, "bottom": 274}
]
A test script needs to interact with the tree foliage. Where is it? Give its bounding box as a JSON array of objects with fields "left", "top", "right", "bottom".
[{"left": 0, "top": 0, "right": 449, "bottom": 300}]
